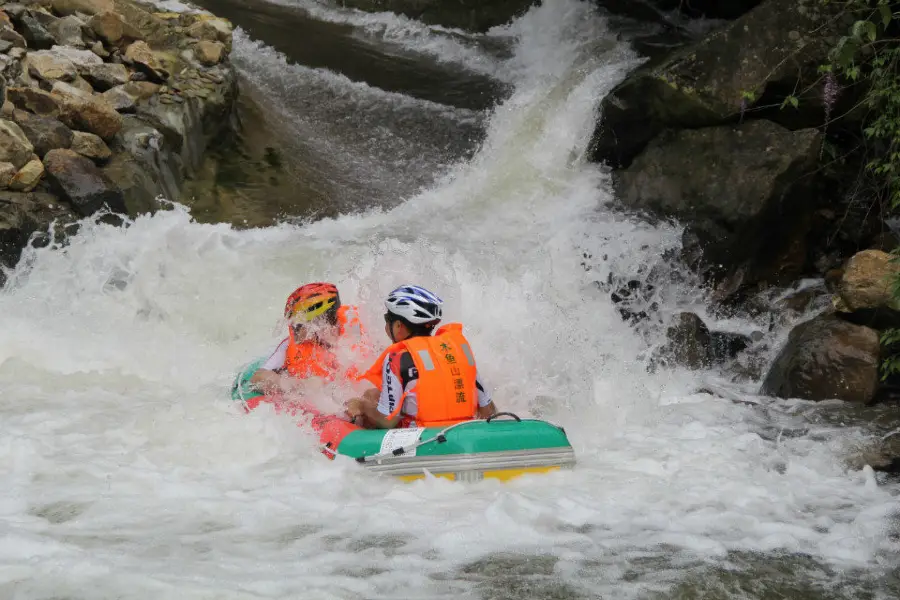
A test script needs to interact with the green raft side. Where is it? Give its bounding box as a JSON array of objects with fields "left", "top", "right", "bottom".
[
  {"left": 336, "top": 419, "right": 572, "bottom": 459},
  {"left": 231, "top": 358, "right": 265, "bottom": 402}
]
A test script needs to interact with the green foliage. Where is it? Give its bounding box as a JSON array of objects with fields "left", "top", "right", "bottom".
[{"left": 821, "top": 1, "right": 900, "bottom": 379}]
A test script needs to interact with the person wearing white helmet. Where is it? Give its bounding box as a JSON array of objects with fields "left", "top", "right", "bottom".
[{"left": 346, "top": 285, "right": 497, "bottom": 429}]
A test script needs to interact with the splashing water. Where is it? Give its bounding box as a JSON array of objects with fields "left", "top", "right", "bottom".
[{"left": 1, "top": 1, "right": 898, "bottom": 598}]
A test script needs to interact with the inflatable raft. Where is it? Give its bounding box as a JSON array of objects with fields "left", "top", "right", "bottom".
[{"left": 231, "top": 359, "right": 576, "bottom": 482}]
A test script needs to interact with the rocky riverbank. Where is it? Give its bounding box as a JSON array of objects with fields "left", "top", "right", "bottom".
[
  {"left": 0, "top": 0, "right": 236, "bottom": 286},
  {"left": 585, "top": 0, "right": 900, "bottom": 473}
]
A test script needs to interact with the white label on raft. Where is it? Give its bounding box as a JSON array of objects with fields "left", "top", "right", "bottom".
[{"left": 380, "top": 428, "right": 425, "bottom": 457}]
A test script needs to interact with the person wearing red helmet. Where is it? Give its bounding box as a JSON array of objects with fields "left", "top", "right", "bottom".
[{"left": 249, "top": 283, "right": 371, "bottom": 395}]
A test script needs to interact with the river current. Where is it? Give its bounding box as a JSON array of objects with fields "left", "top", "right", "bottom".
[{"left": 1, "top": 0, "right": 898, "bottom": 598}]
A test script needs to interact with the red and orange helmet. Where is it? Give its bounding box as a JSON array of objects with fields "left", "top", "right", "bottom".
[{"left": 285, "top": 282, "right": 341, "bottom": 323}]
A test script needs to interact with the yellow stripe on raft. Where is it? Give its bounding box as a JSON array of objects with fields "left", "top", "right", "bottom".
[{"left": 395, "top": 465, "right": 561, "bottom": 483}]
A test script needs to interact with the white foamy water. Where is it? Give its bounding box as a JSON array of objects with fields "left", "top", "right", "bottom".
[{"left": 1, "top": 1, "right": 898, "bottom": 598}]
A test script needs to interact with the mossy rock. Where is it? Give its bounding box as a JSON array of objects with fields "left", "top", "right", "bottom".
[{"left": 591, "top": 0, "right": 842, "bottom": 168}]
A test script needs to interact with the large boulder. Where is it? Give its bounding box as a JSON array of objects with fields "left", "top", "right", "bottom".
[
  {"left": 617, "top": 119, "right": 821, "bottom": 294},
  {"left": 43, "top": 148, "right": 126, "bottom": 215},
  {"left": 590, "top": 0, "right": 841, "bottom": 168},
  {"left": 336, "top": 0, "right": 537, "bottom": 32},
  {"left": 761, "top": 315, "right": 880, "bottom": 404}
]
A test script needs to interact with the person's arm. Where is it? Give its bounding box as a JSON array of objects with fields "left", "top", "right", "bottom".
[
  {"left": 358, "top": 396, "right": 403, "bottom": 429},
  {"left": 250, "top": 369, "right": 303, "bottom": 395},
  {"left": 475, "top": 370, "right": 497, "bottom": 419},
  {"left": 248, "top": 339, "right": 299, "bottom": 394},
  {"left": 347, "top": 351, "right": 409, "bottom": 429}
]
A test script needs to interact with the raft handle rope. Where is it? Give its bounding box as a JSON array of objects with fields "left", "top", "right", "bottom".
[
  {"left": 486, "top": 411, "right": 521, "bottom": 423},
  {"left": 233, "top": 362, "right": 257, "bottom": 413},
  {"left": 354, "top": 419, "right": 492, "bottom": 464}
]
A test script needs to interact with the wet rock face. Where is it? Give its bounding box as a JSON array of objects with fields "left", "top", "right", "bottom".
[
  {"left": 43, "top": 148, "right": 124, "bottom": 215},
  {"left": 761, "top": 315, "right": 880, "bottom": 405},
  {"left": 617, "top": 120, "right": 822, "bottom": 295},
  {"left": 590, "top": 0, "right": 840, "bottom": 169},
  {"left": 650, "top": 311, "right": 755, "bottom": 371},
  {"left": 0, "top": 190, "right": 76, "bottom": 282}
]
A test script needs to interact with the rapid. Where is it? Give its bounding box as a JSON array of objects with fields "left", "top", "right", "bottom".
[{"left": 1, "top": 0, "right": 898, "bottom": 598}]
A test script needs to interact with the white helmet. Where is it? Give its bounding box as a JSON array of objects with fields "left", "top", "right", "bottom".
[{"left": 384, "top": 285, "right": 443, "bottom": 325}]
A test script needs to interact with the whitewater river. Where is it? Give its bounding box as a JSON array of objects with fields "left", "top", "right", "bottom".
[{"left": 1, "top": 0, "right": 898, "bottom": 598}]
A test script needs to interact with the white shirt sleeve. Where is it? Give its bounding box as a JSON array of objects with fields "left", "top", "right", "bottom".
[
  {"left": 261, "top": 338, "right": 289, "bottom": 371},
  {"left": 475, "top": 370, "right": 492, "bottom": 407}
]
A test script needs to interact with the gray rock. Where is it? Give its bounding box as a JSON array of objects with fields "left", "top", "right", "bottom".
[
  {"left": 101, "top": 84, "right": 135, "bottom": 111},
  {"left": 761, "top": 315, "right": 880, "bottom": 404},
  {"left": 0, "top": 28, "right": 27, "bottom": 50},
  {"left": 0, "top": 118, "right": 35, "bottom": 169},
  {"left": 0, "top": 190, "right": 76, "bottom": 278},
  {"left": 88, "top": 10, "right": 143, "bottom": 45},
  {"left": 81, "top": 62, "right": 129, "bottom": 91},
  {"left": 70, "top": 130, "right": 110, "bottom": 162},
  {"left": 43, "top": 147, "right": 125, "bottom": 215},
  {"left": 658, "top": 312, "right": 713, "bottom": 370},
  {"left": 124, "top": 40, "right": 167, "bottom": 82},
  {"left": 7, "top": 86, "right": 63, "bottom": 118},
  {"left": 11, "top": 108, "right": 73, "bottom": 157},
  {"left": 617, "top": 120, "right": 822, "bottom": 294},
  {"left": 49, "top": 44, "right": 103, "bottom": 70},
  {"left": 18, "top": 14, "right": 56, "bottom": 50},
  {"left": 47, "top": 15, "right": 89, "bottom": 48},
  {"left": 51, "top": 82, "right": 123, "bottom": 140},
  {"left": 26, "top": 50, "right": 78, "bottom": 82},
  {"left": 10, "top": 157, "right": 44, "bottom": 192},
  {"left": 0, "top": 161, "right": 16, "bottom": 188}
]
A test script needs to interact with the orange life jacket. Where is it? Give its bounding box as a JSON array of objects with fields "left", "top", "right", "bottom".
[
  {"left": 362, "top": 323, "right": 478, "bottom": 428},
  {"left": 284, "top": 305, "right": 369, "bottom": 382}
]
